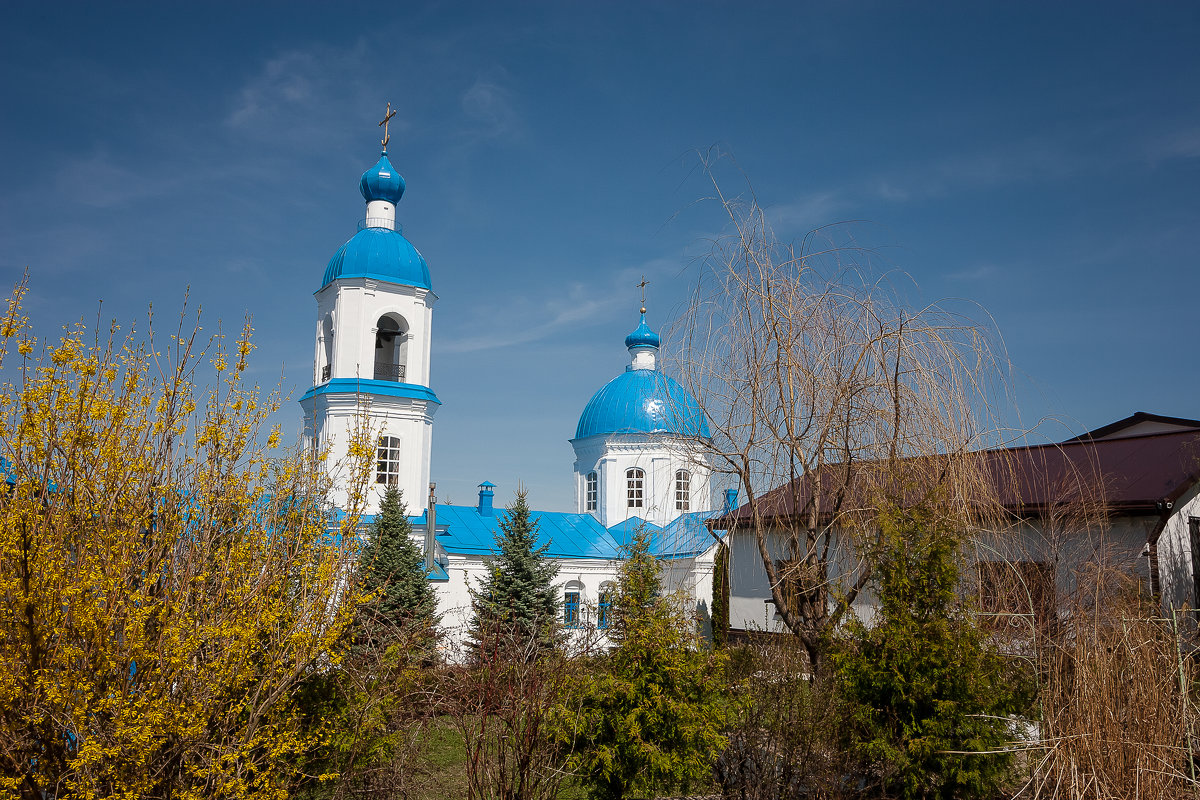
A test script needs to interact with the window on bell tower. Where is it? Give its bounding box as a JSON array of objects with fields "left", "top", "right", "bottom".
[{"left": 376, "top": 436, "right": 402, "bottom": 486}]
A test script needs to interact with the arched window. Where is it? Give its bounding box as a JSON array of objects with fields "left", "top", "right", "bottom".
[
  {"left": 376, "top": 435, "right": 401, "bottom": 486},
  {"left": 598, "top": 582, "right": 614, "bottom": 630},
  {"left": 564, "top": 581, "right": 584, "bottom": 628},
  {"left": 373, "top": 315, "right": 408, "bottom": 382},
  {"left": 320, "top": 313, "right": 334, "bottom": 382},
  {"left": 626, "top": 468, "right": 644, "bottom": 508},
  {"left": 586, "top": 471, "right": 598, "bottom": 511},
  {"left": 675, "top": 469, "right": 691, "bottom": 511}
]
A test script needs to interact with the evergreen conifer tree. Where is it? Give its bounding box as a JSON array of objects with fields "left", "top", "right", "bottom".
[
  {"left": 467, "top": 488, "right": 560, "bottom": 660},
  {"left": 357, "top": 486, "right": 439, "bottom": 657},
  {"left": 832, "top": 504, "right": 1032, "bottom": 799},
  {"left": 570, "top": 527, "right": 726, "bottom": 800}
]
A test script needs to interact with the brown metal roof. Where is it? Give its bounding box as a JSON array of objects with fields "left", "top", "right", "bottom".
[{"left": 718, "top": 425, "right": 1200, "bottom": 527}]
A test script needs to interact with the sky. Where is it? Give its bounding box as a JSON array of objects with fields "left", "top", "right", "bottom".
[{"left": 2, "top": 2, "right": 1199, "bottom": 511}]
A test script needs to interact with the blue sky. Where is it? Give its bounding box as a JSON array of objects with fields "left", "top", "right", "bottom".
[{"left": 3, "top": 2, "right": 1199, "bottom": 510}]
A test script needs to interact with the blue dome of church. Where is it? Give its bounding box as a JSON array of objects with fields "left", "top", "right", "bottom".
[
  {"left": 575, "top": 369, "right": 710, "bottom": 439},
  {"left": 321, "top": 227, "right": 431, "bottom": 290},
  {"left": 359, "top": 151, "right": 405, "bottom": 204},
  {"left": 624, "top": 315, "right": 661, "bottom": 349}
]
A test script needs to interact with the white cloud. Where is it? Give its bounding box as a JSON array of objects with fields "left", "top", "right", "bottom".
[
  {"left": 944, "top": 263, "right": 998, "bottom": 281},
  {"left": 461, "top": 77, "right": 519, "bottom": 138},
  {"left": 1145, "top": 126, "right": 1200, "bottom": 162},
  {"left": 224, "top": 44, "right": 375, "bottom": 148},
  {"left": 57, "top": 152, "right": 168, "bottom": 209},
  {"left": 766, "top": 192, "right": 847, "bottom": 234}
]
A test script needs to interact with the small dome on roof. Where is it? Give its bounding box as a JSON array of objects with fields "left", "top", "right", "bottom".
[
  {"left": 322, "top": 227, "right": 431, "bottom": 290},
  {"left": 575, "top": 369, "right": 709, "bottom": 440},
  {"left": 359, "top": 151, "right": 405, "bottom": 205},
  {"left": 624, "top": 314, "right": 660, "bottom": 349}
]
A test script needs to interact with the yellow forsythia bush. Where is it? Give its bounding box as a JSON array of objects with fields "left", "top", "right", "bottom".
[{"left": 0, "top": 281, "right": 370, "bottom": 799}]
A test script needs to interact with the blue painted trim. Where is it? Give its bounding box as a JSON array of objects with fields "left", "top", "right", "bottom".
[{"left": 300, "top": 378, "right": 441, "bottom": 405}]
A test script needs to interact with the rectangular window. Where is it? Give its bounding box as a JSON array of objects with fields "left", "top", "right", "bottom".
[
  {"left": 598, "top": 589, "right": 612, "bottom": 630},
  {"left": 564, "top": 591, "right": 581, "bottom": 628},
  {"left": 376, "top": 435, "right": 401, "bottom": 486},
  {"left": 675, "top": 470, "right": 690, "bottom": 511},
  {"left": 586, "top": 471, "right": 598, "bottom": 512},
  {"left": 626, "top": 468, "right": 644, "bottom": 508}
]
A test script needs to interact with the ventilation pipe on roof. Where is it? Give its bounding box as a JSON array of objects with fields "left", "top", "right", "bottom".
[
  {"left": 478, "top": 481, "right": 496, "bottom": 516},
  {"left": 723, "top": 488, "right": 739, "bottom": 514},
  {"left": 425, "top": 483, "right": 436, "bottom": 574}
]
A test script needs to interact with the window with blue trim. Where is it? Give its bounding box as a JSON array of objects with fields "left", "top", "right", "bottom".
[
  {"left": 564, "top": 590, "right": 581, "bottom": 628},
  {"left": 598, "top": 584, "right": 614, "bottom": 630}
]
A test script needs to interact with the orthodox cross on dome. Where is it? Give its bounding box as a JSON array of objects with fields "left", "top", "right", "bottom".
[
  {"left": 636, "top": 275, "right": 649, "bottom": 314},
  {"left": 378, "top": 102, "right": 397, "bottom": 149}
]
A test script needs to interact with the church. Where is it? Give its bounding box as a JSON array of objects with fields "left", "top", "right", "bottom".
[{"left": 298, "top": 130, "right": 727, "bottom": 645}]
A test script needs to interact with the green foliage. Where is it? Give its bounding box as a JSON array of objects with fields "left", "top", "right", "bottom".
[
  {"left": 832, "top": 504, "right": 1032, "bottom": 800},
  {"left": 711, "top": 541, "right": 730, "bottom": 648},
  {"left": 358, "top": 486, "right": 440, "bottom": 659},
  {"left": 468, "top": 489, "right": 560, "bottom": 660},
  {"left": 569, "top": 527, "right": 727, "bottom": 800}
]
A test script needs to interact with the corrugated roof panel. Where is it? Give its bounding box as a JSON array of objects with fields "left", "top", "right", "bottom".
[{"left": 427, "top": 504, "right": 622, "bottom": 560}]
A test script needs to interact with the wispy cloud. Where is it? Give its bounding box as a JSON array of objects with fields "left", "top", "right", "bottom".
[
  {"left": 58, "top": 152, "right": 171, "bottom": 209},
  {"left": 460, "top": 73, "right": 522, "bottom": 141},
  {"left": 944, "top": 263, "right": 998, "bottom": 282},
  {"left": 440, "top": 286, "right": 620, "bottom": 354},
  {"left": 869, "top": 137, "right": 1083, "bottom": 205},
  {"left": 439, "top": 257, "right": 676, "bottom": 354},
  {"left": 766, "top": 192, "right": 847, "bottom": 234},
  {"left": 224, "top": 44, "right": 374, "bottom": 149},
  {"left": 1145, "top": 125, "right": 1200, "bottom": 162}
]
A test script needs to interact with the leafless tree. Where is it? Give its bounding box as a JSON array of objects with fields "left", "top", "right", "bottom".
[{"left": 673, "top": 158, "right": 1014, "bottom": 669}]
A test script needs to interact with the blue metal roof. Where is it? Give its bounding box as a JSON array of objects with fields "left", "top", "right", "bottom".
[
  {"left": 624, "top": 314, "right": 661, "bottom": 349},
  {"left": 654, "top": 511, "right": 723, "bottom": 559},
  {"left": 300, "top": 378, "right": 441, "bottom": 405},
  {"left": 359, "top": 151, "right": 405, "bottom": 204},
  {"left": 415, "top": 504, "right": 623, "bottom": 559},
  {"left": 417, "top": 504, "right": 724, "bottom": 561},
  {"left": 575, "top": 368, "right": 710, "bottom": 440},
  {"left": 321, "top": 227, "right": 431, "bottom": 291}
]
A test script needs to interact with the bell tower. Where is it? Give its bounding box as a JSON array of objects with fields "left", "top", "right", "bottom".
[{"left": 300, "top": 113, "right": 439, "bottom": 515}]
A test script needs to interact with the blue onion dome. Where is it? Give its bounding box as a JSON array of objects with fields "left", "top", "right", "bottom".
[
  {"left": 624, "top": 314, "right": 661, "bottom": 350},
  {"left": 322, "top": 228, "right": 431, "bottom": 289},
  {"left": 359, "top": 150, "right": 405, "bottom": 204},
  {"left": 575, "top": 370, "right": 710, "bottom": 439}
]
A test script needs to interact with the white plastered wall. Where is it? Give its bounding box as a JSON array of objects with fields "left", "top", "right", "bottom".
[
  {"left": 571, "top": 434, "right": 713, "bottom": 528},
  {"left": 303, "top": 277, "right": 439, "bottom": 516}
]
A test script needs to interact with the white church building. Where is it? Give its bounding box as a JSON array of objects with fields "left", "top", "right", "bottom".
[{"left": 300, "top": 137, "right": 728, "bottom": 647}]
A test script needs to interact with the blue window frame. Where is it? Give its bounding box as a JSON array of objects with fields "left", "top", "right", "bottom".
[
  {"left": 598, "top": 588, "right": 613, "bottom": 630},
  {"left": 564, "top": 591, "right": 581, "bottom": 628}
]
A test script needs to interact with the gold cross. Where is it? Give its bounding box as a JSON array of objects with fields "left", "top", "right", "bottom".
[
  {"left": 636, "top": 276, "right": 649, "bottom": 314},
  {"left": 379, "top": 102, "right": 397, "bottom": 148}
]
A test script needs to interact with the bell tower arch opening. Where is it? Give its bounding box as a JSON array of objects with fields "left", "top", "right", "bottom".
[{"left": 373, "top": 313, "right": 409, "bottom": 382}]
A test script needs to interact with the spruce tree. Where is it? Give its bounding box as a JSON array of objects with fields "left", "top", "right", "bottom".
[
  {"left": 357, "top": 486, "right": 439, "bottom": 657},
  {"left": 467, "top": 488, "right": 560, "bottom": 660},
  {"left": 570, "top": 527, "right": 727, "bottom": 800}
]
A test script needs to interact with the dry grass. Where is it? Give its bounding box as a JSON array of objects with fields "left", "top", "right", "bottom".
[{"left": 1018, "top": 571, "right": 1200, "bottom": 800}]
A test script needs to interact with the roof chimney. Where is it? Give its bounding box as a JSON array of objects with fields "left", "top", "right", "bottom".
[
  {"left": 425, "top": 483, "right": 436, "bottom": 573},
  {"left": 478, "top": 481, "right": 496, "bottom": 516},
  {"left": 723, "top": 488, "right": 739, "bottom": 514}
]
